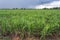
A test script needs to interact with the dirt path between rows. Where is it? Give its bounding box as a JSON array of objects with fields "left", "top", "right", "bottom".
[{"left": 0, "top": 34, "right": 60, "bottom": 40}]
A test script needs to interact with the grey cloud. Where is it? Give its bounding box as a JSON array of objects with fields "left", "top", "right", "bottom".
[{"left": 0, "top": 0, "right": 59, "bottom": 8}]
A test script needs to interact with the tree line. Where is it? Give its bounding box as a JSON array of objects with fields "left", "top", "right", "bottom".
[{"left": 0, "top": 7, "right": 60, "bottom": 10}]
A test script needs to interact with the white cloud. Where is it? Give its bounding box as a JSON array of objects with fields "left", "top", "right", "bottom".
[{"left": 35, "top": 1, "right": 60, "bottom": 9}]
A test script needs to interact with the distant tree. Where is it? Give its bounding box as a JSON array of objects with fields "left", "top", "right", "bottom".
[
  {"left": 12, "top": 8, "right": 19, "bottom": 10},
  {"left": 13, "top": 8, "right": 16, "bottom": 10},
  {"left": 20, "top": 8, "right": 26, "bottom": 10},
  {"left": 15, "top": 8, "right": 18, "bottom": 9},
  {"left": 51, "top": 7, "right": 60, "bottom": 9}
]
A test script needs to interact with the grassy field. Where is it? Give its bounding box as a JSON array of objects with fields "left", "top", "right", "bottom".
[{"left": 0, "top": 10, "right": 60, "bottom": 40}]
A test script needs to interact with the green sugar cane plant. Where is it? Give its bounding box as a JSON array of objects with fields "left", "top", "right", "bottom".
[{"left": 0, "top": 10, "right": 60, "bottom": 40}]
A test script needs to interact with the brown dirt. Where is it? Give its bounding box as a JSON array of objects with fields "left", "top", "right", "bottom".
[
  {"left": 11, "top": 34, "right": 60, "bottom": 40},
  {"left": 1, "top": 33, "right": 60, "bottom": 40},
  {"left": 10, "top": 34, "right": 60, "bottom": 40},
  {"left": 11, "top": 35, "right": 20, "bottom": 40}
]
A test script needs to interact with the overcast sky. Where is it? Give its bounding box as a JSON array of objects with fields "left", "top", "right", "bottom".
[{"left": 0, "top": 0, "right": 60, "bottom": 8}]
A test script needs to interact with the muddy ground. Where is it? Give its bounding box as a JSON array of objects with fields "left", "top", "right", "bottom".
[{"left": 0, "top": 35, "right": 60, "bottom": 40}]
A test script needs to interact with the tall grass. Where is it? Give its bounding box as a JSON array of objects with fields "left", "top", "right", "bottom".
[{"left": 0, "top": 10, "right": 60, "bottom": 38}]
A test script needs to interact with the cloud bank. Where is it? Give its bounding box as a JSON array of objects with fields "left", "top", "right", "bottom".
[
  {"left": 35, "top": 0, "right": 60, "bottom": 9},
  {"left": 0, "top": 0, "right": 60, "bottom": 8}
]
